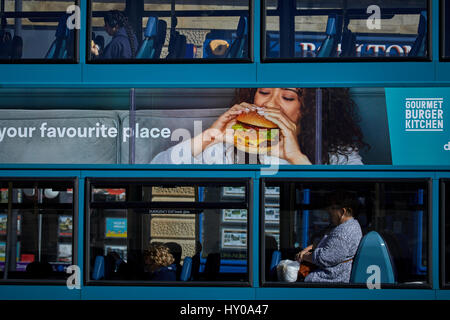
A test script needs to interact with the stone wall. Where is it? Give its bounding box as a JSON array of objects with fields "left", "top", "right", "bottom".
[{"left": 149, "top": 186, "right": 197, "bottom": 261}]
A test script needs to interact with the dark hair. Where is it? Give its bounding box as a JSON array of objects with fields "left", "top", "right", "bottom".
[
  {"left": 326, "top": 190, "right": 358, "bottom": 217},
  {"left": 104, "top": 10, "right": 136, "bottom": 58},
  {"left": 233, "top": 88, "right": 369, "bottom": 164}
]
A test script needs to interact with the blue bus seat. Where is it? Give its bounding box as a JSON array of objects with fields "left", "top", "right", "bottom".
[
  {"left": 191, "top": 253, "right": 201, "bottom": 280},
  {"left": 136, "top": 17, "right": 158, "bottom": 59},
  {"left": 180, "top": 256, "right": 192, "bottom": 281},
  {"left": 177, "top": 34, "right": 187, "bottom": 58},
  {"left": 184, "top": 43, "right": 196, "bottom": 58},
  {"left": 167, "top": 31, "right": 186, "bottom": 59},
  {"left": 154, "top": 19, "right": 167, "bottom": 58},
  {"left": 166, "top": 16, "right": 187, "bottom": 59},
  {"left": 317, "top": 14, "right": 341, "bottom": 58},
  {"left": 92, "top": 255, "right": 105, "bottom": 280},
  {"left": 228, "top": 16, "right": 248, "bottom": 58},
  {"left": 270, "top": 250, "right": 281, "bottom": 279},
  {"left": 204, "top": 253, "right": 221, "bottom": 281},
  {"left": 340, "top": 28, "right": 356, "bottom": 57},
  {"left": 409, "top": 11, "right": 427, "bottom": 57},
  {"left": 0, "top": 31, "right": 12, "bottom": 58},
  {"left": 46, "top": 14, "right": 73, "bottom": 59},
  {"left": 350, "top": 231, "right": 395, "bottom": 284}
]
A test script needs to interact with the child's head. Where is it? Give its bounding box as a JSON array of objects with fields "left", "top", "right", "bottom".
[{"left": 144, "top": 243, "right": 175, "bottom": 272}]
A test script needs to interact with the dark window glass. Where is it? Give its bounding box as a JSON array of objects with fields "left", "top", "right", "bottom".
[
  {"left": 264, "top": 0, "right": 429, "bottom": 60},
  {"left": 88, "top": 179, "right": 249, "bottom": 284},
  {"left": 441, "top": 0, "right": 450, "bottom": 60},
  {"left": 0, "top": 179, "right": 75, "bottom": 281},
  {"left": 263, "top": 180, "right": 429, "bottom": 286},
  {"left": 0, "top": 0, "right": 78, "bottom": 62},
  {"left": 88, "top": 0, "right": 250, "bottom": 62},
  {"left": 443, "top": 180, "right": 450, "bottom": 286}
]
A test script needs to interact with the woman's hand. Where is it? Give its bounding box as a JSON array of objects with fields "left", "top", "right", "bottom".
[
  {"left": 301, "top": 251, "right": 314, "bottom": 264},
  {"left": 91, "top": 40, "right": 99, "bottom": 56},
  {"left": 257, "top": 105, "right": 311, "bottom": 165},
  {"left": 190, "top": 103, "right": 255, "bottom": 157},
  {"left": 296, "top": 245, "right": 313, "bottom": 262}
]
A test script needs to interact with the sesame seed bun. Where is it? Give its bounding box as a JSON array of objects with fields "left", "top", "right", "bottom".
[{"left": 236, "top": 111, "right": 278, "bottom": 129}]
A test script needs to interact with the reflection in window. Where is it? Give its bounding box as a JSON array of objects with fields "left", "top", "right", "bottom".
[
  {"left": 89, "top": 0, "right": 250, "bottom": 61},
  {"left": 263, "top": 180, "right": 429, "bottom": 286},
  {"left": 0, "top": 180, "right": 74, "bottom": 281},
  {"left": 264, "top": 0, "right": 428, "bottom": 60},
  {"left": 88, "top": 180, "right": 249, "bottom": 283},
  {"left": 0, "top": 0, "right": 78, "bottom": 61}
]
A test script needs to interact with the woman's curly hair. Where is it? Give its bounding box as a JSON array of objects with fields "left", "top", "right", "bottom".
[
  {"left": 104, "top": 10, "right": 137, "bottom": 58},
  {"left": 233, "top": 88, "right": 369, "bottom": 164},
  {"left": 144, "top": 243, "right": 175, "bottom": 270}
]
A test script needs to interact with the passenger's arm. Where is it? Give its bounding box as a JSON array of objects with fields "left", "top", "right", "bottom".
[
  {"left": 296, "top": 244, "right": 313, "bottom": 262},
  {"left": 311, "top": 235, "right": 349, "bottom": 268},
  {"left": 101, "top": 42, "right": 121, "bottom": 59}
]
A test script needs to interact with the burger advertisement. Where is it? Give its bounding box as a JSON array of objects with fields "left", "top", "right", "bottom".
[{"left": 232, "top": 110, "right": 280, "bottom": 155}]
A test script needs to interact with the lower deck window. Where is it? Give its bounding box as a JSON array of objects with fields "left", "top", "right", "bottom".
[
  {"left": 0, "top": 179, "right": 75, "bottom": 281},
  {"left": 262, "top": 180, "right": 429, "bottom": 287},
  {"left": 87, "top": 179, "right": 250, "bottom": 284}
]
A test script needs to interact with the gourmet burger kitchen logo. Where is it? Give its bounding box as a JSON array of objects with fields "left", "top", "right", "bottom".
[{"left": 405, "top": 98, "right": 444, "bottom": 132}]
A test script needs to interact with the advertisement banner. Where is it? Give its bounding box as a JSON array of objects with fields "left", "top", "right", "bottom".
[
  {"left": 0, "top": 87, "right": 448, "bottom": 166},
  {"left": 385, "top": 88, "right": 449, "bottom": 165}
]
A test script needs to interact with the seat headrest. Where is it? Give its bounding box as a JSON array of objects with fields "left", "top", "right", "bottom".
[
  {"left": 236, "top": 16, "right": 248, "bottom": 38},
  {"left": 55, "top": 14, "right": 70, "bottom": 39},
  {"left": 417, "top": 11, "right": 427, "bottom": 35},
  {"left": 157, "top": 19, "right": 167, "bottom": 38},
  {"left": 144, "top": 17, "right": 158, "bottom": 38},
  {"left": 325, "top": 14, "right": 337, "bottom": 35}
]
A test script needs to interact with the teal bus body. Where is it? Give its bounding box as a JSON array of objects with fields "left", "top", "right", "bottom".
[{"left": 0, "top": 0, "right": 449, "bottom": 301}]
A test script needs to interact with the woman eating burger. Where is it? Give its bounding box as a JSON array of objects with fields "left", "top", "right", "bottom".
[{"left": 151, "top": 88, "right": 367, "bottom": 165}]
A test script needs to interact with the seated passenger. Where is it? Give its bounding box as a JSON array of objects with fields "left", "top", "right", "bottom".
[
  {"left": 91, "top": 10, "right": 138, "bottom": 59},
  {"left": 144, "top": 243, "right": 177, "bottom": 281},
  {"left": 296, "top": 190, "right": 363, "bottom": 283}
]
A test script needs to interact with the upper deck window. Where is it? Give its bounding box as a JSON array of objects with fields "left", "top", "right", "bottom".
[
  {"left": 263, "top": 0, "right": 429, "bottom": 61},
  {"left": 88, "top": 0, "right": 251, "bottom": 63},
  {"left": 0, "top": 0, "right": 79, "bottom": 62},
  {"left": 441, "top": 0, "right": 450, "bottom": 61}
]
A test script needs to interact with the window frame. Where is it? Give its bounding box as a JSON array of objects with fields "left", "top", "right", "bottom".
[
  {"left": 0, "top": 0, "right": 80, "bottom": 64},
  {"left": 84, "top": 177, "right": 253, "bottom": 287},
  {"left": 261, "top": 0, "right": 433, "bottom": 63},
  {"left": 259, "top": 177, "right": 433, "bottom": 289},
  {"left": 86, "top": 0, "right": 254, "bottom": 64},
  {"left": 440, "top": 178, "right": 449, "bottom": 288},
  {"left": 0, "top": 177, "right": 78, "bottom": 285},
  {"left": 439, "top": 0, "right": 450, "bottom": 61}
]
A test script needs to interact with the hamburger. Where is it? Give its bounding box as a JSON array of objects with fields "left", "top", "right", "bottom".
[{"left": 232, "top": 111, "right": 280, "bottom": 154}]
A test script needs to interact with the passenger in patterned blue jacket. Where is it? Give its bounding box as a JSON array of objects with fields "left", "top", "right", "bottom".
[
  {"left": 296, "top": 190, "right": 363, "bottom": 283},
  {"left": 144, "top": 242, "right": 177, "bottom": 281},
  {"left": 91, "top": 10, "right": 138, "bottom": 59}
]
